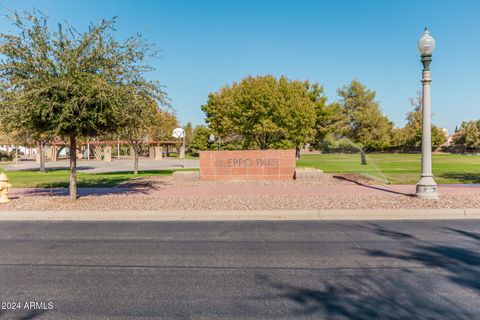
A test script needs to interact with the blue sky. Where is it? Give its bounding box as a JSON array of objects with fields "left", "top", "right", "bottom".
[{"left": 1, "top": 0, "right": 479, "bottom": 133}]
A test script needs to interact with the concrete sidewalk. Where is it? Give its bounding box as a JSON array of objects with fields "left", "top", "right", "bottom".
[
  {"left": 0, "top": 208, "right": 479, "bottom": 221},
  {"left": 1, "top": 158, "right": 199, "bottom": 173}
]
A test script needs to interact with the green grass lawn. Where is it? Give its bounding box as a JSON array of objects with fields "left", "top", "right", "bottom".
[
  {"left": 0, "top": 169, "right": 192, "bottom": 188},
  {"left": 297, "top": 153, "right": 480, "bottom": 184},
  {"left": 1, "top": 153, "right": 479, "bottom": 187}
]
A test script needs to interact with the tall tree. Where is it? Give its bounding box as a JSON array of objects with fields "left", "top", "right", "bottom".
[
  {"left": 337, "top": 80, "right": 393, "bottom": 150},
  {"left": 115, "top": 82, "right": 167, "bottom": 174},
  {"left": 464, "top": 122, "right": 480, "bottom": 149},
  {"left": 312, "top": 102, "right": 350, "bottom": 150},
  {"left": 189, "top": 125, "right": 216, "bottom": 156},
  {"left": 393, "top": 92, "right": 446, "bottom": 149},
  {"left": 148, "top": 110, "right": 179, "bottom": 140},
  {"left": 0, "top": 78, "right": 55, "bottom": 172},
  {"left": 0, "top": 11, "right": 162, "bottom": 199},
  {"left": 184, "top": 122, "right": 193, "bottom": 149},
  {"left": 453, "top": 120, "right": 480, "bottom": 149},
  {"left": 202, "top": 75, "right": 318, "bottom": 152}
]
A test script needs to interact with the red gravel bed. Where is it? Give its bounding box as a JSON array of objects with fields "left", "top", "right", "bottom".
[{"left": 1, "top": 174, "right": 479, "bottom": 211}]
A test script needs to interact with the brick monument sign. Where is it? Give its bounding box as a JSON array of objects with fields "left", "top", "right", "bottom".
[{"left": 199, "top": 150, "right": 296, "bottom": 180}]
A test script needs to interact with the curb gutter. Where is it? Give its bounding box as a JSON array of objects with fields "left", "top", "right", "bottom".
[{"left": 0, "top": 208, "right": 479, "bottom": 221}]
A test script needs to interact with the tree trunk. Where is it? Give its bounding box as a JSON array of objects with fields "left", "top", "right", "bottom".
[
  {"left": 360, "top": 150, "right": 367, "bottom": 165},
  {"left": 261, "top": 137, "right": 267, "bottom": 150},
  {"left": 295, "top": 146, "right": 301, "bottom": 160},
  {"left": 133, "top": 145, "right": 139, "bottom": 175},
  {"left": 39, "top": 142, "right": 45, "bottom": 173},
  {"left": 69, "top": 136, "right": 77, "bottom": 200}
]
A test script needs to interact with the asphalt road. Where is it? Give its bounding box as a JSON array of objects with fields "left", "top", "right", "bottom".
[{"left": 0, "top": 220, "right": 479, "bottom": 319}]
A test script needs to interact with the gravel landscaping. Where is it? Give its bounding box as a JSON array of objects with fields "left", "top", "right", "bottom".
[
  {"left": 2, "top": 193, "right": 480, "bottom": 211},
  {"left": 1, "top": 174, "right": 480, "bottom": 211}
]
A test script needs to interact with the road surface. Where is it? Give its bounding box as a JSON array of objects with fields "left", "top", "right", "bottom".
[{"left": 0, "top": 220, "right": 479, "bottom": 319}]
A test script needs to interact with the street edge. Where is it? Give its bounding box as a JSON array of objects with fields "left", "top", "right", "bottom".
[{"left": 0, "top": 208, "right": 479, "bottom": 221}]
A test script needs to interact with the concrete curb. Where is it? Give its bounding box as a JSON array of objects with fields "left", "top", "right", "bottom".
[
  {"left": 317, "top": 209, "right": 467, "bottom": 220},
  {"left": 0, "top": 208, "right": 477, "bottom": 221},
  {"left": 465, "top": 208, "right": 480, "bottom": 219}
]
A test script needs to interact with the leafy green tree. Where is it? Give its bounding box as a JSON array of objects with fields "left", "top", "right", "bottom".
[
  {"left": 312, "top": 101, "right": 351, "bottom": 150},
  {"left": 0, "top": 92, "right": 55, "bottom": 171},
  {"left": 184, "top": 122, "right": 193, "bottom": 149},
  {"left": 464, "top": 122, "right": 480, "bottom": 149},
  {"left": 337, "top": 80, "right": 393, "bottom": 150},
  {"left": 115, "top": 83, "right": 167, "bottom": 174},
  {"left": 431, "top": 126, "right": 447, "bottom": 148},
  {"left": 189, "top": 125, "right": 216, "bottom": 156},
  {"left": 202, "top": 75, "right": 318, "bottom": 155},
  {"left": 279, "top": 80, "right": 323, "bottom": 158},
  {"left": 453, "top": 120, "right": 480, "bottom": 149},
  {"left": 393, "top": 92, "right": 446, "bottom": 149},
  {"left": 148, "top": 110, "right": 179, "bottom": 140},
  {"left": 0, "top": 11, "right": 162, "bottom": 199}
]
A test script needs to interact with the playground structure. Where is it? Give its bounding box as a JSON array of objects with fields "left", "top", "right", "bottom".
[{"left": 0, "top": 140, "right": 184, "bottom": 163}]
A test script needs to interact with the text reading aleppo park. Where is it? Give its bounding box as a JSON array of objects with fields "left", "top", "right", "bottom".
[{"left": 1, "top": 1, "right": 480, "bottom": 319}]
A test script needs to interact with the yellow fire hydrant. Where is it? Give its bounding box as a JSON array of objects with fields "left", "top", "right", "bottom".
[{"left": 0, "top": 172, "right": 12, "bottom": 203}]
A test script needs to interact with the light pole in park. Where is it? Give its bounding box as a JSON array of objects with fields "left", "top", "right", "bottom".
[
  {"left": 416, "top": 27, "right": 438, "bottom": 199},
  {"left": 209, "top": 133, "right": 215, "bottom": 146},
  {"left": 209, "top": 133, "right": 221, "bottom": 151}
]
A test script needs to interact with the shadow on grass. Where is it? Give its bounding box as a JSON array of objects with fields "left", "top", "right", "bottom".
[
  {"left": 250, "top": 222, "right": 478, "bottom": 319},
  {"left": 438, "top": 172, "right": 480, "bottom": 184},
  {"left": 16, "top": 170, "right": 176, "bottom": 195},
  {"left": 30, "top": 177, "right": 132, "bottom": 189}
]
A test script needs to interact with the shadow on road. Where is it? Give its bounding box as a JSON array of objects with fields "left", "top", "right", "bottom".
[
  {"left": 253, "top": 222, "right": 479, "bottom": 319},
  {"left": 255, "top": 271, "right": 471, "bottom": 320},
  {"left": 0, "top": 309, "right": 46, "bottom": 320},
  {"left": 364, "top": 223, "right": 480, "bottom": 293}
]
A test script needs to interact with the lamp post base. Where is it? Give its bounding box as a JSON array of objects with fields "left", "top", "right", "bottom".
[{"left": 416, "top": 175, "right": 439, "bottom": 199}]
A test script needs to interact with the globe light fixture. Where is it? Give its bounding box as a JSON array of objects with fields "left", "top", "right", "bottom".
[
  {"left": 417, "top": 28, "right": 436, "bottom": 56},
  {"left": 209, "top": 134, "right": 215, "bottom": 143},
  {"left": 415, "top": 27, "right": 439, "bottom": 200}
]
